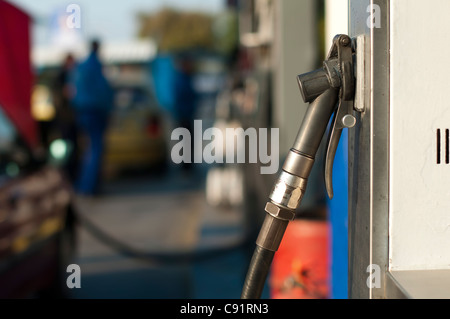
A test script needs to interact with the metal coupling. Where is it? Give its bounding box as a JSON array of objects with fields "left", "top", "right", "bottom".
[
  {"left": 256, "top": 213, "right": 289, "bottom": 252},
  {"left": 256, "top": 171, "right": 308, "bottom": 252},
  {"left": 269, "top": 170, "right": 307, "bottom": 211},
  {"left": 282, "top": 149, "right": 315, "bottom": 179}
]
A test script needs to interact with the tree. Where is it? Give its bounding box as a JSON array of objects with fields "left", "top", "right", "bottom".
[{"left": 138, "top": 8, "right": 214, "bottom": 53}]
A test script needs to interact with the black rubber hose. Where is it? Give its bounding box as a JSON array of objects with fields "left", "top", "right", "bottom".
[
  {"left": 75, "top": 209, "right": 253, "bottom": 265},
  {"left": 241, "top": 245, "right": 275, "bottom": 299}
]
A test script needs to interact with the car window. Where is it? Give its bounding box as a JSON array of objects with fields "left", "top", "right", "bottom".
[
  {"left": 114, "top": 87, "right": 155, "bottom": 110},
  {"left": 0, "top": 107, "right": 17, "bottom": 151},
  {"left": 0, "top": 106, "right": 30, "bottom": 184}
]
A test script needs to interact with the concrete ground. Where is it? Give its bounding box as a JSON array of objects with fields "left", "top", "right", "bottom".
[{"left": 68, "top": 166, "right": 266, "bottom": 299}]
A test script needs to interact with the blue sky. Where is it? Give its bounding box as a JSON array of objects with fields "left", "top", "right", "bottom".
[{"left": 9, "top": 0, "right": 224, "bottom": 46}]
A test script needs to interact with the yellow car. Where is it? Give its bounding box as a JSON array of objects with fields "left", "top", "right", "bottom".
[{"left": 103, "top": 82, "right": 169, "bottom": 179}]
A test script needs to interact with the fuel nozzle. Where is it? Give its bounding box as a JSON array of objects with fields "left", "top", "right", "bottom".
[{"left": 241, "top": 34, "right": 357, "bottom": 299}]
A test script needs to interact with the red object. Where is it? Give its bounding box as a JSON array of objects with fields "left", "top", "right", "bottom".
[
  {"left": 146, "top": 116, "right": 162, "bottom": 138},
  {"left": 270, "top": 220, "right": 330, "bottom": 299},
  {"left": 0, "top": 1, "right": 37, "bottom": 148}
]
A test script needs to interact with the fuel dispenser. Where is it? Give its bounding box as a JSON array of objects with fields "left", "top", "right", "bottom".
[
  {"left": 241, "top": 34, "right": 362, "bottom": 299},
  {"left": 243, "top": 0, "right": 450, "bottom": 299}
]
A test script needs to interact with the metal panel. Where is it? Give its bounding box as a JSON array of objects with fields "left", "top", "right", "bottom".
[
  {"left": 385, "top": 272, "right": 410, "bottom": 299},
  {"left": 389, "top": 271, "right": 450, "bottom": 299},
  {"left": 348, "top": 0, "right": 390, "bottom": 299},
  {"left": 389, "top": 0, "right": 450, "bottom": 271}
]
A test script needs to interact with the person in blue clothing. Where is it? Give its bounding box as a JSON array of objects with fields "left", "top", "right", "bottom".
[{"left": 71, "top": 40, "right": 113, "bottom": 195}]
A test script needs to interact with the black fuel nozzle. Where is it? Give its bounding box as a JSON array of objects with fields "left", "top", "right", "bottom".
[{"left": 241, "top": 34, "right": 357, "bottom": 299}]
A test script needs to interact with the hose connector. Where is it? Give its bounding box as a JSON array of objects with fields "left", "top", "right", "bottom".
[{"left": 256, "top": 170, "right": 308, "bottom": 252}]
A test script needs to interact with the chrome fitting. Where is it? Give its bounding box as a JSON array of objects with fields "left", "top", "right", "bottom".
[
  {"left": 269, "top": 171, "right": 307, "bottom": 210},
  {"left": 256, "top": 213, "right": 289, "bottom": 252},
  {"left": 265, "top": 201, "right": 295, "bottom": 221},
  {"left": 282, "top": 149, "right": 315, "bottom": 179}
]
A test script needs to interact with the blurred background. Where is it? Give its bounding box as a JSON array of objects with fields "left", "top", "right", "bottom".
[{"left": 0, "top": 0, "right": 349, "bottom": 299}]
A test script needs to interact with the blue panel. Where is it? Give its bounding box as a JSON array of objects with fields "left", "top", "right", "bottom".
[{"left": 328, "top": 129, "right": 349, "bottom": 299}]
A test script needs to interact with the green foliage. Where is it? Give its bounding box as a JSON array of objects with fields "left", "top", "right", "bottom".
[
  {"left": 138, "top": 8, "right": 214, "bottom": 53},
  {"left": 212, "top": 9, "right": 239, "bottom": 56}
]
